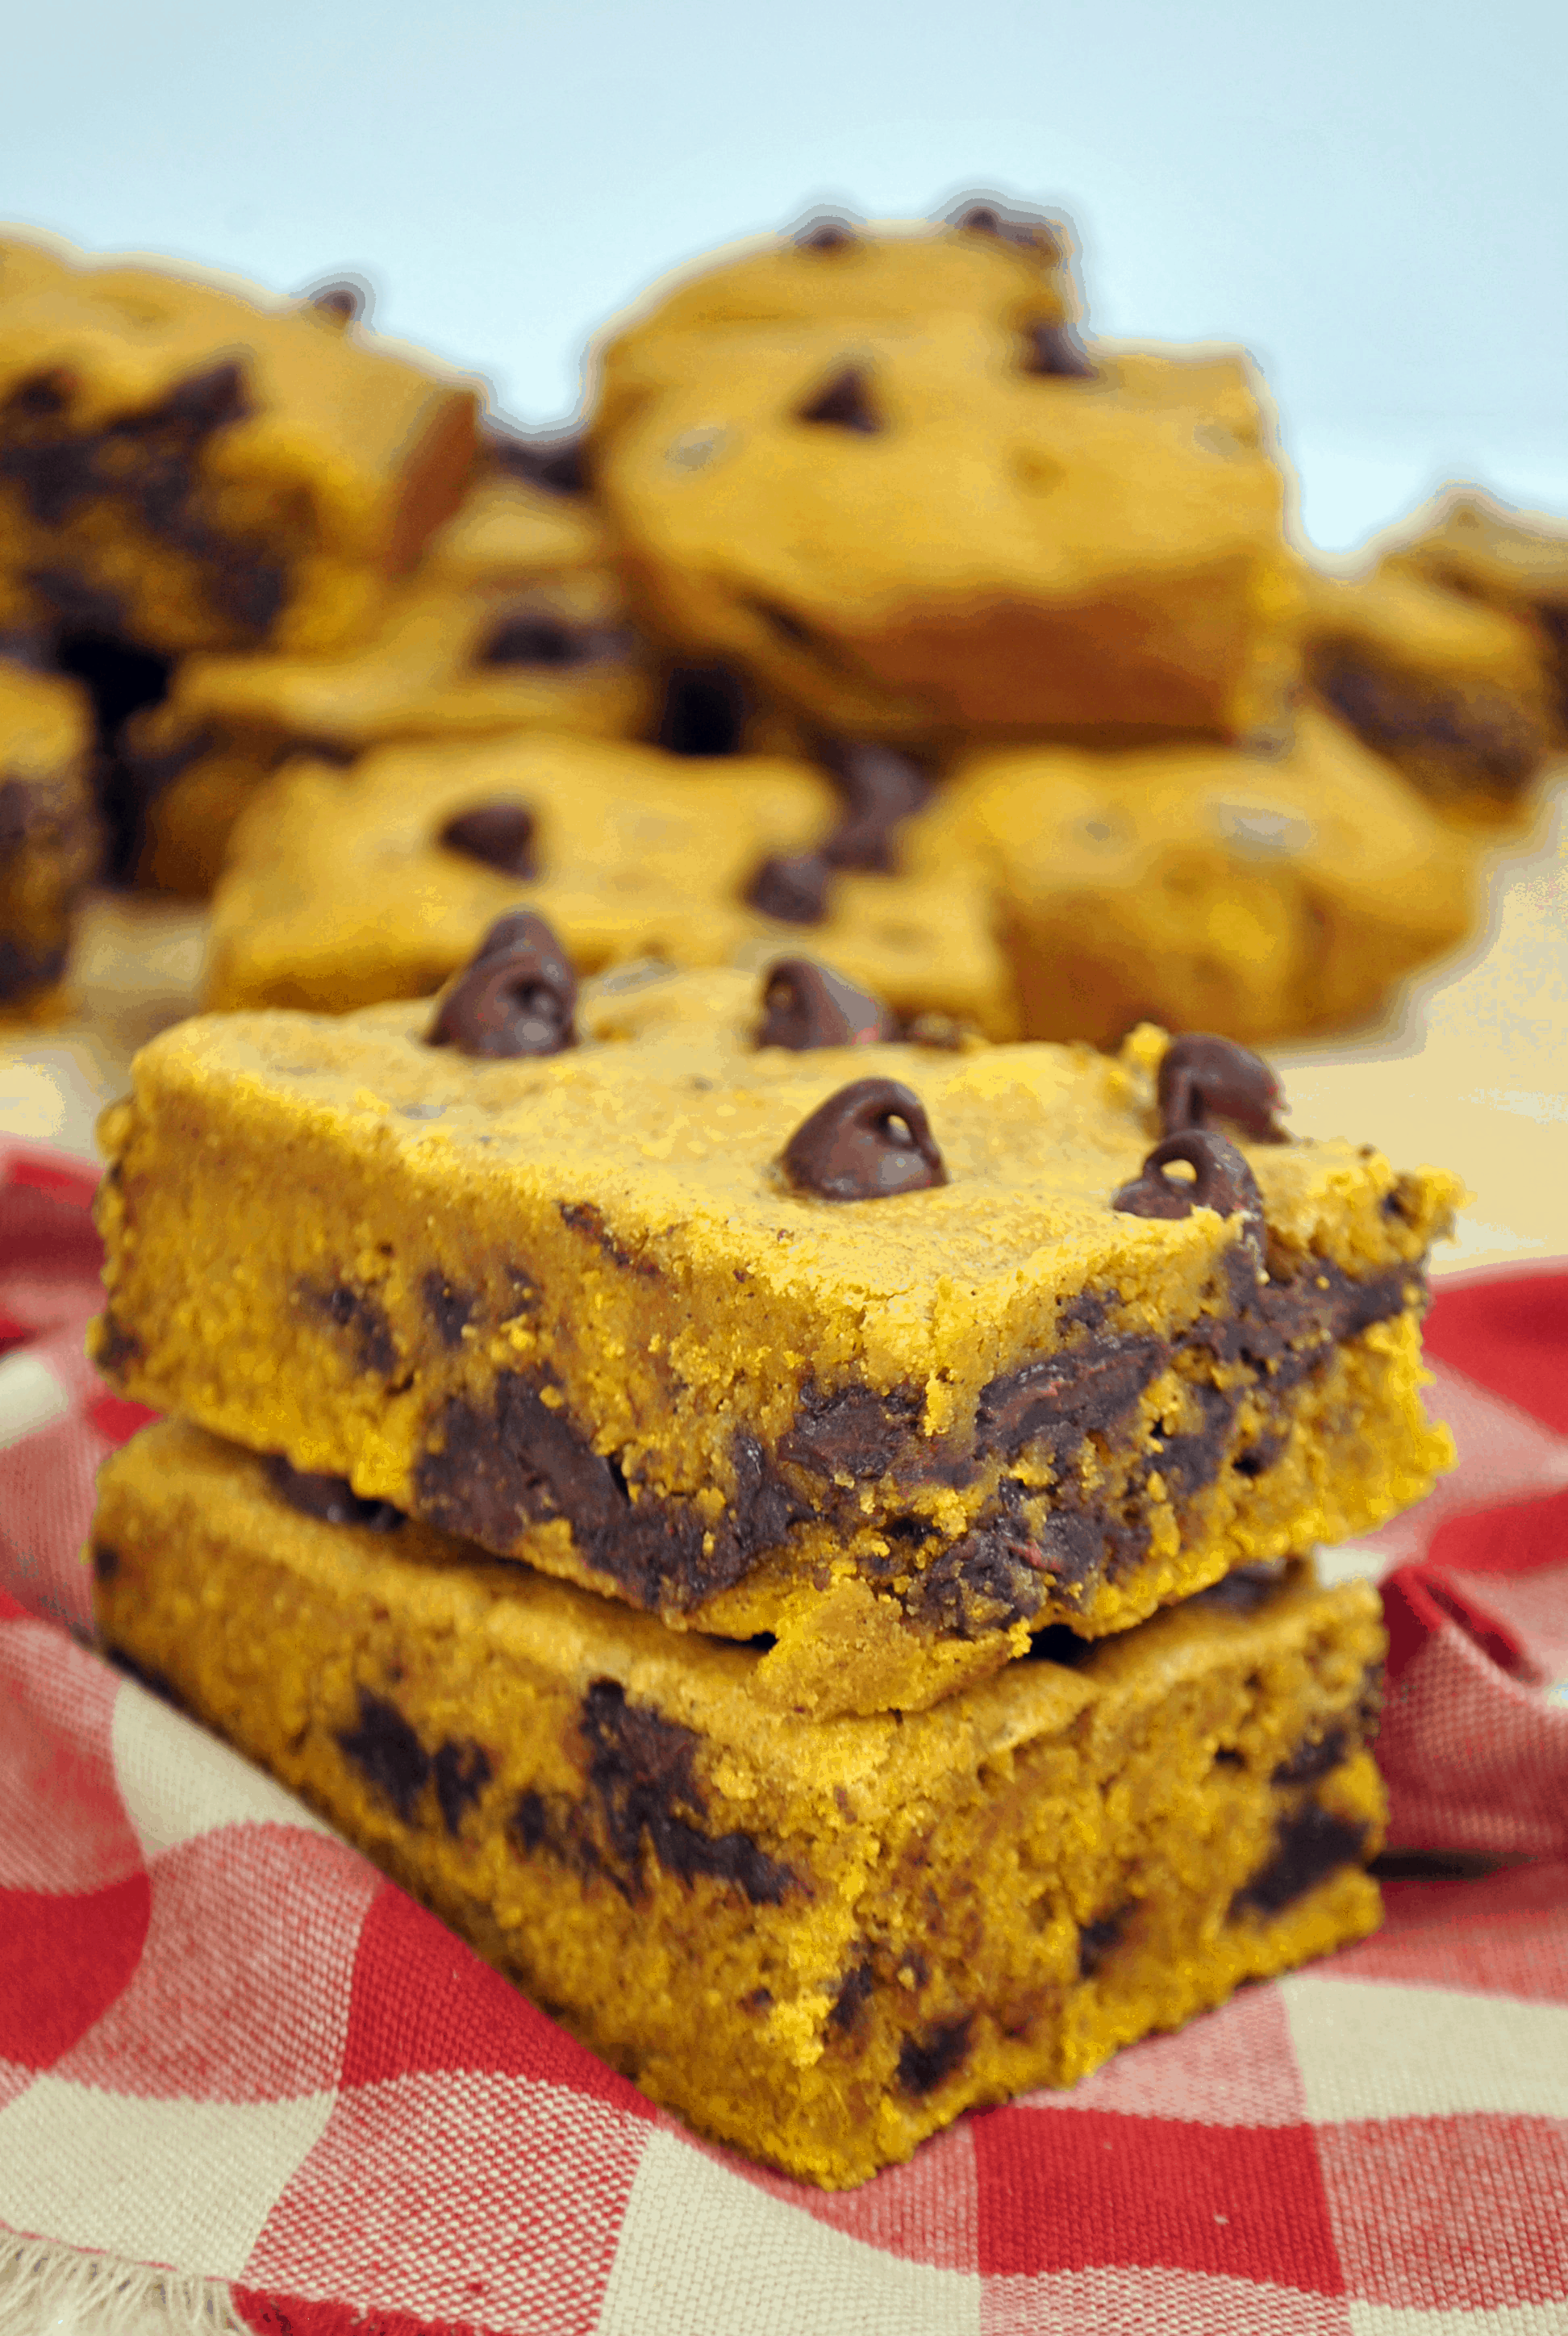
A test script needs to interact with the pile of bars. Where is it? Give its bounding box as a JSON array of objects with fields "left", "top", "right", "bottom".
[{"left": 90, "top": 921, "right": 1464, "bottom": 2184}]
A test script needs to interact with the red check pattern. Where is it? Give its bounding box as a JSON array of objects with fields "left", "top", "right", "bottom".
[{"left": 1, "top": 1138, "right": 1565, "bottom": 2335}]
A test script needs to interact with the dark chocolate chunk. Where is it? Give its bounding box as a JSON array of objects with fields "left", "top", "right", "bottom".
[
  {"left": 337, "top": 1688, "right": 430, "bottom": 1821},
  {"left": 976, "top": 1335, "right": 1166, "bottom": 1464},
  {"left": 511, "top": 1789, "right": 548, "bottom": 1852},
  {"left": 1023, "top": 319, "right": 1095, "bottom": 378},
  {"left": 265, "top": 1453, "right": 404, "bottom": 1532},
  {"left": 796, "top": 365, "right": 882, "bottom": 435},
  {"left": 438, "top": 798, "right": 539, "bottom": 879},
  {"left": 1078, "top": 1905, "right": 1130, "bottom": 1977},
  {"left": 432, "top": 1739, "right": 493, "bottom": 1834},
  {"left": 1158, "top": 1033, "right": 1287, "bottom": 1142},
  {"left": 896, "top": 2015, "right": 973, "bottom": 2096},
  {"left": 912, "top": 1520, "right": 1049, "bottom": 1635},
  {"left": 744, "top": 850, "right": 832, "bottom": 925},
  {"left": 780, "top": 1076, "right": 947, "bottom": 1202},
  {"left": 486, "top": 426, "right": 588, "bottom": 496},
  {"left": 828, "top": 1959, "right": 875, "bottom": 2034},
  {"left": 478, "top": 605, "right": 628, "bottom": 668},
  {"left": 427, "top": 910, "right": 578, "bottom": 1058},
  {"left": 310, "top": 1282, "right": 399, "bottom": 1378},
  {"left": 1111, "top": 1130, "right": 1265, "bottom": 1241},
  {"left": 1232, "top": 1800, "right": 1369, "bottom": 1919},
  {"left": 815, "top": 738, "right": 929, "bottom": 871},
  {"left": 779, "top": 1382, "right": 923, "bottom": 1479},
  {"left": 421, "top": 1270, "right": 474, "bottom": 1349},
  {"left": 580, "top": 1677, "right": 797, "bottom": 1904},
  {"left": 756, "top": 957, "right": 890, "bottom": 1050},
  {"left": 1272, "top": 1725, "right": 1349, "bottom": 1787},
  {"left": 655, "top": 662, "right": 749, "bottom": 757}
]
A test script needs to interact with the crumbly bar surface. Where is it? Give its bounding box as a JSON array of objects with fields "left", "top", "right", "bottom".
[
  {"left": 92, "top": 1418, "right": 1388, "bottom": 2189},
  {"left": 921, "top": 706, "right": 1478, "bottom": 1049},
  {"left": 93, "top": 978, "right": 1457, "bottom": 1712},
  {"left": 1302, "top": 563, "right": 1550, "bottom": 827},
  {"left": 0, "top": 651, "right": 100, "bottom": 1007},
  {"left": 0, "top": 227, "right": 478, "bottom": 657},
  {"left": 594, "top": 314, "right": 1297, "bottom": 742},
  {"left": 200, "top": 732, "right": 1013, "bottom": 1033}
]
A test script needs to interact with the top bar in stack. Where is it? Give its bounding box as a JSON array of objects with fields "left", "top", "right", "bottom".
[{"left": 91, "top": 943, "right": 1462, "bottom": 1717}]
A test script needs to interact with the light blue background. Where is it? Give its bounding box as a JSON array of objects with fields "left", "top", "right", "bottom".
[{"left": 6, "top": 0, "right": 1565, "bottom": 548}]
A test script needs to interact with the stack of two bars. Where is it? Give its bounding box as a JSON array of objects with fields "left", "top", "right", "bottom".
[{"left": 90, "top": 921, "right": 1462, "bottom": 2186}]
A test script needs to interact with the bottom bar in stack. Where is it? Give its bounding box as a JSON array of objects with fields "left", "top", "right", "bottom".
[{"left": 93, "top": 1419, "right": 1387, "bottom": 2188}]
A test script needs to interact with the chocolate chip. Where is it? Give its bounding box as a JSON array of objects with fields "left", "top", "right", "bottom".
[
  {"left": 439, "top": 799, "right": 539, "bottom": 879},
  {"left": 1111, "top": 1130, "right": 1265, "bottom": 1238},
  {"left": 427, "top": 910, "right": 578, "bottom": 1058},
  {"left": 796, "top": 365, "right": 882, "bottom": 434},
  {"left": 756, "top": 957, "right": 890, "bottom": 1049},
  {"left": 781, "top": 1076, "right": 947, "bottom": 1201},
  {"left": 338, "top": 1688, "right": 430, "bottom": 1821},
  {"left": 744, "top": 851, "right": 832, "bottom": 925},
  {"left": 152, "top": 362, "right": 250, "bottom": 434},
  {"left": 302, "top": 277, "right": 369, "bottom": 323},
  {"left": 432, "top": 1739, "right": 493, "bottom": 1834},
  {"left": 655, "top": 663, "right": 749, "bottom": 757},
  {"left": 828, "top": 1959, "right": 875, "bottom": 2034},
  {"left": 1023, "top": 319, "right": 1095, "bottom": 378},
  {"left": 1158, "top": 1034, "right": 1287, "bottom": 1141},
  {"left": 265, "top": 1453, "right": 404, "bottom": 1532},
  {"left": 797, "top": 215, "right": 859, "bottom": 252},
  {"left": 581, "top": 1678, "right": 797, "bottom": 1904},
  {"left": 816, "top": 739, "right": 929, "bottom": 870},
  {"left": 1272, "top": 1725, "right": 1349, "bottom": 1786},
  {"left": 1232, "top": 1801, "right": 1369, "bottom": 1919},
  {"left": 896, "top": 2015, "right": 972, "bottom": 2096},
  {"left": 478, "top": 606, "right": 628, "bottom": 668},
  {"left": 421, "top": 1270, "right": 474, "bottom": 1348}
]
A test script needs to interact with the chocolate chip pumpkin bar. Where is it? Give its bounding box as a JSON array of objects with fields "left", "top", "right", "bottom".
[
  {"left": 0, "top": 226, "right": 479, "bottom": 657},
  {"left": 0, "top": 641, "right": 101, "bottom": 1009},
  {"left": 198, "top": 729, "right": 1012, "bottom": 1035},
  {"left": 91, "top": 944, "right": 1459, "bottom": 1715},
  {"left": 92, "top": 1416, "right": 1388, "bottom": 2189}
]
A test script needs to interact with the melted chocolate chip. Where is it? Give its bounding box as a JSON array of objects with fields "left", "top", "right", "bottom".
[
  {"left": 976, "top": 1336, "right": 1166, "bottom": 1463},
  {"left": 796, "top": 365, "right": 882, "bottom": 435},
  {"left": 1158, "top": 1034, "right": 1287, "bottom": 1142},
  {"left": 780, "top": 1076, "right": 947, "bottom": 1201},
  {"left": 828, "top": 1959, "right": 875, "bottom": 2034},
  {"left": 1023, "top": 319, "right": 1095, "bottom": 378},
  {"left": 265, "top": 1453, "right": 404, "bottom": 1532},
  {"left": 1272, "top": 1725, "right": 1350, "bottom": 1786},
  {"left": 756, "top": 957, "right": 890, "bottom": 1049},
  {"left": 308, "top": 1282, "right": 398, "bottom": 1377},
  {"left": 422, "top": 1270, "right": 474, "bottom": 1349},
  {"left": 478, "top": 606, "right": 628, "bottom": 668},
  {"left": 581, "top": 1678, "right": 797, "bottom": 1903},
  {"left": 432, "top": 1739, "right": 493, "bottom": 1834},
  {"left": 744, "top": 850, "right": 832, "bottom": 925},
  {"left": 655, "top": 663, "right": 749, "bottom": 757},
  {"left": 896, "top": 2016, "right": 973, "bottom": 2096},
  {"left": 338, "top": 1689, "right": 430, "bottom": 1821},
  {"left": 1316, "top": 657, "right": 1544, "bottom": 799},
  {"left": 913, "top": 1523, "right": 1049, "bottom": 1635},
  {"left": 1111, "top": 1130, "right": 1265, "bottom": 1237},
  {"left": 778, "top": 1383, "right": 923, "bottom": 1479},
  {"left": 1078, "top": 1905, "right": 1131, "bottom": 1977},
  {"left": 427, "top": 911, "right": 577, "bottom": 1058},
  {"left": 816, "top": 739, "right": 929, "bottom": 871},
  {"left": 1232, "top": 1801, "right": 1369, "bottom": 1919},
  {"left": 438, "top": 799, "right": 539, "bottom": 878}
]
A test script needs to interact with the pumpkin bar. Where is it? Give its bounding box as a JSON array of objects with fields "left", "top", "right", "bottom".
[
  {"left": 92, "top": 944, "right": 1459, "bottom": 1715},
  {"left": 0, "top": 226, "right": 479, "bottom": 657},
  {"left": 199, "top": 730, "right": 1012, "bottom": 1035},
  {"left": 0, "top": 641, "right": 100, "bottom": 1009},
  {"left": 92, "top": 1416, "right": 1388, "bottom": 2189}
]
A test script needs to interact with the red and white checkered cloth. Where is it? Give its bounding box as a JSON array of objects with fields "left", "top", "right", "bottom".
[{"left": 2, "top": 1137, "right": 1566, "bottom": 2334}]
